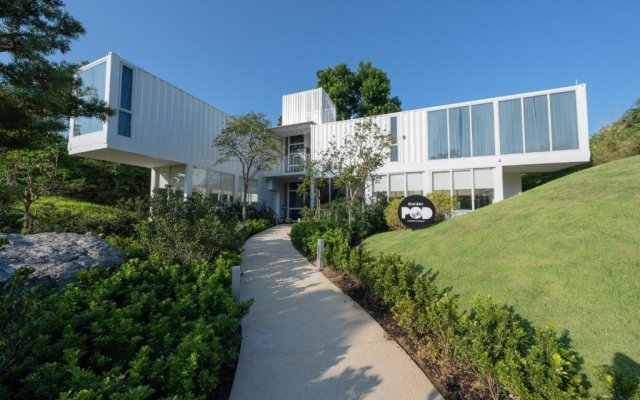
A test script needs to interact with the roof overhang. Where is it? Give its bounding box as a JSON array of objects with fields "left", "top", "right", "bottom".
[{"left": 272, "top": 121, "right": 314, "bottom": 137}]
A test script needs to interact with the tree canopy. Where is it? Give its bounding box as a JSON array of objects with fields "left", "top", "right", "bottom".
[
  {"left": 0, "top": 0, "right": 112, "bottom": 148},
  {"left": 316, "top": 61, "right": 401, "bottom": 121},
  {"left": 213, "top": 112, "right": 281, "bottom": 220}
]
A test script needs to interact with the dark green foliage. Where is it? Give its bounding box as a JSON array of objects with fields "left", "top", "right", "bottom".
[
  {"left": 138, "top": 189, "right": 243, "bottom": 264},
  {"left": 291, "top": 219, "right": 590, "bottom": 399},
  {"left": 591, "top": 99, "right": 640, "bottom": 166},
  {"left": 384, "top": 199, "right": 404, "bottom": 231},
  {"left": 31, "top": 200, "right": 144, "bottom": 237},
  {"left": 0, "top": 254, "right": 251, "bottom": 399},
  {"left": 522, "top": 164, "right": 590, "bottom": 192},
  {"left": 240, "top": 218, "right": 274, "bottom": 241},
  {"left": 316, "top": 61, "right": 401, "bottom": 120}
]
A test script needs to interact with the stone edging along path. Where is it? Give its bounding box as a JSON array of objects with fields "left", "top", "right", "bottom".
[{"left": 229, "top": 225, "right": 443, "bottom": 400}]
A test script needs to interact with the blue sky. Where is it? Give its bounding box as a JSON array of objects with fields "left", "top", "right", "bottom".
[{"left": 64, "top": 0, "right": 639, "bottom": 134}]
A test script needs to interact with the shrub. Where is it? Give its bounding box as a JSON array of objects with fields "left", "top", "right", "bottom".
[
  {"left": 427, "top": 191, "right": 452, "bottom": 221},
  {"left": 0, "top": 254, "right": 250, "bottom": 399},
  {"left": 384, "top": 199, "right": 405, "bottom": 231},
  {"left": 138, "top": 189, "right": 242, "bottom": 264},
  {"left": 240, "top": 218, "right": 274, "bottom": 241}
]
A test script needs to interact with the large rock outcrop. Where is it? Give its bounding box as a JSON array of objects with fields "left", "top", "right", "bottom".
[{"left": 0, "top": 232, "right": 127, "bottom": 287}]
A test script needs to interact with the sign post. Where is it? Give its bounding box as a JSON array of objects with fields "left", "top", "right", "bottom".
[{"left": 397, "top": 195, "right": 436, "bottom": 230}]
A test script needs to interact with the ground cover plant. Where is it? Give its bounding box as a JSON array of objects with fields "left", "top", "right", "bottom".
[
  {"left": 0, "top": 188, "right": 275, "bottom": 399},
  {"left": 364, "top": 155, "right": 640, "bottom": 398}
]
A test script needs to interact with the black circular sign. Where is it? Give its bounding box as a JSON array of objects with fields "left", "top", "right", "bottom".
[{"left": 397, "top": 195, "right": 435, "bottom": 229}]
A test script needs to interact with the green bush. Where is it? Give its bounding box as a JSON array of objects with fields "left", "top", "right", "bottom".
[
  {"left": 240, "top": 218, "right": 274, "bottom": 241},
  {"left": 0, "top": 252, "right": 251, "bottom": 399},
  {"left": 426, "top": 191, "right": 452, "bottom": 221},
  {"left": 138, "top": 189, "right": 242, "bottom": 264},
  {"left": 384, "top": 199, "right": 405, "bottom": 231},
  {"left": 291, "top": 219, "right": 590, "bottom": 399}
]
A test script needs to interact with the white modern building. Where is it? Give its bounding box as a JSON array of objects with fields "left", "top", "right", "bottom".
[{"left": 68, "top": 53, "right": 590, "bottom": 221}]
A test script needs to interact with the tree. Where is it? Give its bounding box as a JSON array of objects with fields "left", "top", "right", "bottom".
[
  {"left": 296, "top": 157, "right": 325, "bottom": 218},
  {"left": 0, "top": 146, "right": 69, "bottom": 232},
  {"left": 316, "top": 61, "right": 401, "bottom": 121},
  {"left": 213, "top": 112, "right": 281, "bottom": 221},
  {"left": 590, "top": 99, "right": 640, "bottom": 165},
  {"left": 0, "top": 0, "right": 112, "bottom": 147},
  {"left": 321, "top": 118, "right": 392, "bottom": 228}
]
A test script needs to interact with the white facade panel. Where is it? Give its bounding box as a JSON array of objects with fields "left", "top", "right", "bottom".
[{"left": 282, "top": 88, "right": 336, "bottom": 125}]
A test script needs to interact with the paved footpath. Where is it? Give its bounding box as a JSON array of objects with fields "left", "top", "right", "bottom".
[{"left": 230, "top": 225, "right": 443, "bottom": 400}]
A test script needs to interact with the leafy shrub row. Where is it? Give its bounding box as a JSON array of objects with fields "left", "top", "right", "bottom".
[
  {"left": 240, "top": 218, "right": 274, "bottom": 241},
  {"left": 0, "top": 189, "right": 277, "bottom": 399},
  {"left": 291, "top": 220, "right": 590, "bottom": 399}
]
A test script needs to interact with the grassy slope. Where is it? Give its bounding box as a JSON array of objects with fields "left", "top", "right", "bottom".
[{"left": 364, "top": 155, "right": 640, "bottom": 391}]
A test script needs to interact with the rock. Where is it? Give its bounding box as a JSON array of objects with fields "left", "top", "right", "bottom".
[{"left": 0, "top": 232, "right": 127, "bottom": 288}]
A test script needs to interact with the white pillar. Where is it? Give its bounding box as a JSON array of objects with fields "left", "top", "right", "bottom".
[
  {"left": 183, "top": 164, "right": 194, "bottom": 199},
  {"left": 494, "top": 165, "right": 504, "bottom": 202},
  {"left": 316, "top": 238, "right": 324, "bottom": 271}
]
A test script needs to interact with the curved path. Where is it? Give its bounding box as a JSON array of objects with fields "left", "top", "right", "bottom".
[{"left": 230, "top": 225, "right": 443, "bottom": 400}]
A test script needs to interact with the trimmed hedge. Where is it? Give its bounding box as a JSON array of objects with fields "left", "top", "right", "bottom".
[{"left": 291, "top": 220, "right": 590, "bottom": 399}]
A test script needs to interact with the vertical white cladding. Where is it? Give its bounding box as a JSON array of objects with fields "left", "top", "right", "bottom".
[
  {"left": 282, "top": 88, "right": 336, "bottom": 125},
  {"left": 69, "top": 53, "right": 238, "bottom": 175}
]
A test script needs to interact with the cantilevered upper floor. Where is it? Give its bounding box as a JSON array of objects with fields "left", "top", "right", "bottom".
[{"left": 68, "top": 52, "right": 234, "bottom": 173}]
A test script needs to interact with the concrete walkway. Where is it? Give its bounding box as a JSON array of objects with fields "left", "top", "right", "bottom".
[{"left": 230, "top": 225, "right": 443, "bottom": 400}]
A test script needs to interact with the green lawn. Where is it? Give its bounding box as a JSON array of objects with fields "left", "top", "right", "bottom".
[{"left": 364, "top": 155, "right": 640, "bottom": 395}]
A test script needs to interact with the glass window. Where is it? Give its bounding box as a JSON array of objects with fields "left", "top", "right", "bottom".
[
  {"left": 192, "top": 167, "right": 208, "bottom": 195},
  {"left": 432, "top": 171, "right": 451, "bottom": 192},
  {"left": 206, "top": 170, "right": 221, "bottom": 201},
  {"left": 428, "top": 109, "right": 448, "bottom": 160},
  {"left": 390, "top": 117, "right": 398, "bottom": 162},
  {"left": 221, "top": 173, "right": 235, "bottom": 204},
  {"left": 288, "top": 182, "right": 303, "bottom": 208},
  {"left": 449, "top": 106, "right": 470, "bottom": 158},
  {"left": 373, "top": 175, "right": 388, "bottom": 196},
  {"left": 389, "top": 174, "right": 405, "bottom": 200},
  {"left": 524, "top": 95, "right": 550, "bottom": 152},
  {"left": 472, "top": 103, "right": 495, "bottom": 156},
  {"left": 75, "top": 62, "right": 107, "bottom": 135},
  {"left": 407, "top": 172, "right": 423, "bottom": 196},
  {"left": 474, "top": 169, "right": 494, "bottom": 209},
  {"left": 499, "top": 99, "right": 523, "bottom": 154},
  {"left": 453, "top": 170, "right": 472, "bottom": 211},
  {"left": 551, "top": 91, "right": 579, "bottom": 150},
  {"left": 169, "top": 166, "right": 185, "bottom": 193},
  {"left": 120, "top": 66, "right": 133, "bottom": 110},
  {"left": 118, "top": 65, "right": 133, "bottom": 137},
  {"left": 117, "top": 112, "right": 131, "bottom": 137},
  {"left": 239, "top": 178, "right": 259, "bottom": 203}
]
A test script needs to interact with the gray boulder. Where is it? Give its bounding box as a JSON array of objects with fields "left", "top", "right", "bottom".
[{"left": 0, "top": 232, "right": 127, "bottom": 287}]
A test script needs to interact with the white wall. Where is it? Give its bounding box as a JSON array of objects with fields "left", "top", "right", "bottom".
[
  {"left": 503, "top": 172, "right": 523, "bottom": 198},
  {"left": 282, "top": 88, "right": 336, "bottom": 125}
]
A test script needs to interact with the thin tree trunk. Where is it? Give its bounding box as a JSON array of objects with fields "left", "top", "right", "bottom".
[
  {"left": 22, "top": 191, "right": 32, "bottom": 233},
  {"left": 242, "top": 179, "right": 249, "bottom": 221}
]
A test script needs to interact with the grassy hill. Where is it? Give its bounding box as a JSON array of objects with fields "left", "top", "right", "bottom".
[{"left": 364, "top": 155, "right": 640, "bottom": 394}]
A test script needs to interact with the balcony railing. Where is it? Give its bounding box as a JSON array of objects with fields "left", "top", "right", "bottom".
[{"left": 269, "top": 154, "right": 308, "bottom": 174}]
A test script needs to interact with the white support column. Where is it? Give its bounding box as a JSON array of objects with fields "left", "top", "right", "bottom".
[
  {"left": 150, "top": 168, "right": 158, "bottom": 196},
  {"left": 494, "top": 165, "right": 505, "bottom": 202},
  {"left": 183, "top": 164, "right": 194, "bottom": 199}
]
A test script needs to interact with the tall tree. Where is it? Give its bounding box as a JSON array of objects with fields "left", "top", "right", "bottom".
[
  {"left": 321, "top": 118, "right": 392, "bottom": 228},
  {"left": 213, "top": 112, "right": 281, "bottom": 221},
  {"left": 316, "top": 61, "right": 401, "bottom": 121},
  {"left": 0, "top": 0, "right": 112, "bottom": 147}
]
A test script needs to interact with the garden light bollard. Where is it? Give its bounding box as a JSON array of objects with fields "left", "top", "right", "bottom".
[
  {"left": 317, "top": 238, "right": 324, "bottom": 271},
  {"left": 232, "top": 265, "right": 241, "bottom": 301}
]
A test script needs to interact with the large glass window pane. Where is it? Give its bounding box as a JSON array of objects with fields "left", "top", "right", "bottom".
[
  {"left": 524, "top": 95, "right": 550, "bottom": 152},
  {"left": 373, "top": 175, "right": 388, "bottom": 197},
  {"left": 239, "top": 178, "right": 259, "bottom": 203},
  {"left": 453, "top": 170, "right": 472, "bottom": 211},
  {"left": 288, "top": 182, "right": 303, "bottom": 208},
  {"left": 120, "top": 65, "right": 133, "bottom": 110},
  {"left": 407, "top": 172, "right": 423, "bottom": 196},
  {"left": 550, "top": 91, "right": 579, "bottom": 150},
  {"left": 449, "top": 106, "right": 470, "bottom": 158},
  {"left": 221, "top": 173, "right": 235, "bottom": 204},
  {"left": 118, "top": 112, "right": 131, "bottom": 137},
  {"left": 473, "top": 169, "right": 494, "bottom": 209},
  {"left": 432, "top": 171, "right": 451, "bottom": 191},
  {"left": 389, "top": 174, "right": 405, "bottom": 200},
  {"left": 499, "top": 99, "right": 523, "bottom": 154},
  {"left": 75, "top": 62, "right": 107, "bottom": 135},
  {"left": 207, "top": 170, "right": 222, "bottom": 201},
  {"left": 192, "top": 167, "right": 207, "bottom": 195},
  {"left": 472, "top": 103, "right": 495, "bottom": 156},
  {"left": 169, "top": 166, "right": 185, "bottom": 192},
  {"left": 390, "top": 117, "right": 398, "bottom": 162},
  {"left": 428, "top": 110, "right": 448, "bottom": 159}
]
